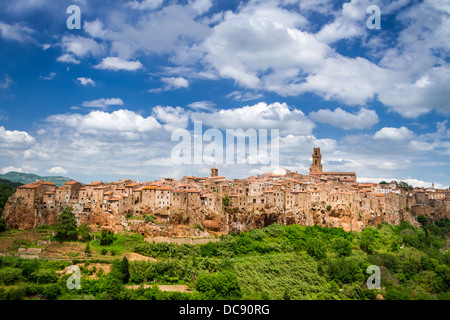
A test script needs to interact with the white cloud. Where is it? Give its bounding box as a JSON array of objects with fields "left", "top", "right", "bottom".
[
  {"left": 56, "top": 54, "right": 80, "bottom": 64},
  {"left": 161, "top": 77, "right": 189, "bottom": 89},
  {"left": 0, "top": 74, "right": 13, "bottom": 89},
  {"left": 39, "top": 72, "right": 56, "bottom": 80},
  {"left": 153, "top": 106, "right": 189, "bottom": 131},
  {"left": 226, "top": 91, "right": 264, "bottom": 102},
  {"left": 83, "top": 5, "right": 209, "bottom": 60},
  {"left": 61, "top": 35, "right": 104, "bottom": 58},
  {"left": 191, "top": 102, "right": 315, "bottom": 135},
  {"left": 47, "top": 109, "right": 162, "bottom": 135},
  {"left": 95, "top": 57, "right": 143, "bottom": 71},
  {"left": 47, "top": 166, "right": 68, "bottom": 175},
  {"left": 0, "top": 165, "right": 37, "bottom": 175},
  {"left": 77, "top": 77, "right": 96, "bottom": 86},
  {"left": 150, "top": 77, "right": 190, "bottom": 92},
  {"left": 309, "top": 107, "right": 379, "bottom": 130},
  {"left": 188, "top": 0, "right": 213, "bottom": 15},
  {"left": 125, "top": 0, "right": 164, "bottom": 10},
  {"left": 0, "top": 21, "right": 35, "bottom": 43},
  {"left": 316, "top": 0, "right": 369, "bottom": 44},
  {"left": 374, "top": 127, "right": 415, "bottom": 141},
  {"left": 187, "top": 101, "right": 216, "bottom": 111},
  {"left": 81, "top": 98, "right": 124, "bottom": 109},
  {"left": 0, "top": 126, "right": 35, "bottom": 149}
]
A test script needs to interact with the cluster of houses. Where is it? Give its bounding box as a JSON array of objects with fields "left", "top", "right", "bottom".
[{"left": 13, "top": 149, "right": 449, "bottom": 217}]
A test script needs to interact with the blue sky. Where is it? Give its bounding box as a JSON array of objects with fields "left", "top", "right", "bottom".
[{"left": 0, "top": 0, "right": 449, "bottom": 187}]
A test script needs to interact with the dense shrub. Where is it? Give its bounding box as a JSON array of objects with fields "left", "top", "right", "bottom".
[
  {"left": 195, "top": 271, "right": 242, "bottom": 299},
  {"left": 0, "top": 268, "right": 22, "bottom": 285}
]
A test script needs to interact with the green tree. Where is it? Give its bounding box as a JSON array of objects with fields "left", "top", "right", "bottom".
[
  {"left": 54, "top": 207, "right": 78, "bottom": 242},
  {"left": 0, "top": 218, "right": 6, "bottom": 233},
  {"left": 99, "top": 230, "right": 116, "bottom": 246},
  {"left": 417, "top": 215, "right": 428, "bottom": 226},
  {"left": 195, "top": 271, "right": 242, "bottom": 299},
  {"left": 78, "top": 223, "right": 92, "bottom": 242},
  {"left": 360, "top": 227, "right": 379, "bottom": 254},
  {"left": 332, "top": 238, "right": 352, "bottom": 257},
  {"left": 222, "top": 195, "right": 230, "bottom": 207},
  {"left": 306, "top": 238, "right": 327, "bottom": 260},
  {"left": 121, "top": 256, "right": 130, "bottom": 284},
  {"left": 84, "top": 242, "right": 92, "bottom": 257}
]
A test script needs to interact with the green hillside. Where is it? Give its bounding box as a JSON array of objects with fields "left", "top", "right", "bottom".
[
  {"left": 0, "top": 178, "right": 22, "bottom": 220},
  {"left": 0, "top": 172, "right": 71, "bottom": 188}
]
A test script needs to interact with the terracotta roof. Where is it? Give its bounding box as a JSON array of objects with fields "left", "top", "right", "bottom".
[
  {"left": 143, "top": 186, "right": 156, "bottom": 190},
  {"left": 104, "top": 191, "right": 113, "bottom": 195},
  {"left": 18, "top": 182, "right": 40, "bottom": 189},
  {"left": 64, "top": 180, "right": 80, "bottom": 185},
  {"left": 87, "top": 182, "right": 102, "bottom": 186},
  {"left": 202, "top": 193, "right": 215, "bottom": 197},
  {"left": 310, "top": 172, "right": 356, "bottom": 175},
  {"left": 40, "top": 181, "right": 56, "bottom": 185},
  {"left": 156, "top": 187, "right": 171, "bottom": 191},
  {"left": 108, "top": 197, "right": 121, "bottom": 201}
]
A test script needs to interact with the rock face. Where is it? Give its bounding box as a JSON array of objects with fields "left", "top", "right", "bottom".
[{"left": 3, "top": 191, "right": 449, "bottom": 235}]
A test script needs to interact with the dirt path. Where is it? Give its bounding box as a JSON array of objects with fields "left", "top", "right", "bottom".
[
  {"left": 125, "top": 284, "right": 192, "bottom": 292},
  {"left": 145, "top": 237, "right": 220, "bottom": 245}
]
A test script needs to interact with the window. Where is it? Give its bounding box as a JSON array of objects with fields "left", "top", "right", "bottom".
[{"left": 253, "top": 199, "right": 256, "bottom": 203}]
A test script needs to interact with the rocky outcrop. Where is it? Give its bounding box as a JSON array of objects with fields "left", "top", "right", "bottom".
[{"left": 3, "top": 193, "right": 449, "bottom": 235}]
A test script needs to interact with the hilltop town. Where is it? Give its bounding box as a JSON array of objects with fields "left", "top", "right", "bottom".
[{"left": 2, "top": 148, "right": 449, "bottom": 236}]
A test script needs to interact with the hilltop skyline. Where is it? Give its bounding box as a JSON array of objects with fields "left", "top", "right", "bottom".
[{"left": 0, "top": 0, "right": 449, "bottom": 188}]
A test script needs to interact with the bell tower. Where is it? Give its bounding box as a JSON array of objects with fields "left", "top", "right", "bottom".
[{"left": 310, "top": 147, "right": 323, "bottom": 173}]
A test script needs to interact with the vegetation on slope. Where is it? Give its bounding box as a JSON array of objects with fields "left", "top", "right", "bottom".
[{"left": 0, "top": 218, "right": 449, "bottom": 300}]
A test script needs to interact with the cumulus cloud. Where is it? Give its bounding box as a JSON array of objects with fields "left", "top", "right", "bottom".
[
  {"left": 56, "top": 54, "right": 80, "bottom": 64},
  {"left": 0, "top": 165, "right": 37, "bottom": 175},
  {"left": 47, "top": 166, "right": 68, "bottom": 175},
  {"left": 0, "top": 126, "right": 35, "bottom": 149},
  {"left": 81, "top": 98, "right": 124, "bottom": 109},
  {"left": 309, "top": 107, "right": 379, "bottom": 130},
  {"left": 47, "top": 109, "right": 162, "bottom": 136},
  {"left": 187, "top": 101, "right": 216, "bottom": 111},
  {"left": 153, "top": 106, "right": 189, "bottom": 131},
  {"left": 125, "top": 0, "right": 164, "bottom": 10},
  {"left": 191, "top": 102, "right": 315, "bottom": 135},
  {"left": 0, "top": 21, "right": 35, "bottom": 43},
  {"left": 77, "top": 77, "right": 96, "bottom": 86},
  {"left": 374, "top": 127, "right": 415, "bottom": 141},
  {"left": 61, "top": 35, "right": 104, "bottom": 58},
  {"left": 95, "top": 57, "right": 143, "bottom": 71}
]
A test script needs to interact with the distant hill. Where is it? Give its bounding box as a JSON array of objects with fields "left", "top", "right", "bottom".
[
  {"left": 0, "top": 172, "right": 72, "bottom": 188},
  {"left": 0, "top": 178, "right": 23, "bottom": 188}
]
